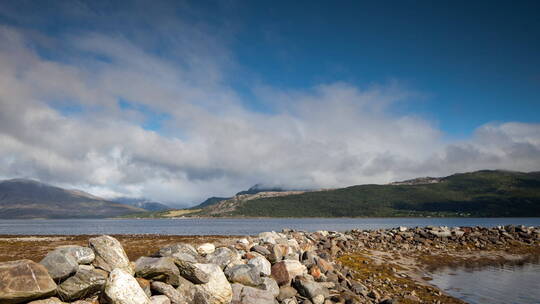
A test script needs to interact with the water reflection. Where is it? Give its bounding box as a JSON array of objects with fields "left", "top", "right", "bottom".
[{"left": 429, "top": 262, "right": 540, "bottom": 304}]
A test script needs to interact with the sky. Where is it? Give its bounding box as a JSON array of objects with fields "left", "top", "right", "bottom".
[{"left": 0, "top": 0, "right": 539, "bottom": 206}]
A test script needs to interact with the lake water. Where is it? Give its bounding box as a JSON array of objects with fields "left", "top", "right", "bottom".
[
  {"left": 0, "top": 217, "right": 539, "bottom": 235},
  {"left": 429, "top": 262, "right": 540, "bottom": 304}
]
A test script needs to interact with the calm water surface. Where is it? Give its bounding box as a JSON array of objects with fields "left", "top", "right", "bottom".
[
  {"left": 430, "top": 263, "right": 540, "bottom": 304},
  {"left": 0, "top": 217, "right": 539, "bottom": 235}
]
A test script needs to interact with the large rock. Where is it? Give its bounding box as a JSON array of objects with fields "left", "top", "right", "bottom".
[
  {"left": 57, "top": 269, "right": 107, "bottom": 301},
  {"left": 231, "top": 283, "right": 277, "bottom": 304},
  {"left": 247, "top": 256, "right": 271, "bottom": 276},
  {"left": 260, "top": 277, "right": 280, "bottom": 298},
  {"left": 102, "top": 268, "right": 151, "bottom": 304},
  {"left": 225, "top": 264, "right": 263, "bottom": 287},
  {"left": 0, "top": 260, "right": 57, "bottom": 304},
  {"left": 205, "top": 247, "right": 240, "bottom": 269},
  {"left": 292, "top": 276, "right": 329, "bottom": 300},
  {"left": 271, "top": 260, "right": 307, "bottom": 286},
  {"left": 135, "top": 257, "right": 180, "bottom": 286},
  {"left": 55, "top": 245, "right": 95, "bottom": 264},
  {"left": 150, "top": 281, "right": 185, "bottom": 304},
  {"left": 193, "top": 263, "right": 233, "bottom": 304},
  {"left": 89, "top": 235, "right": 132, "bottom": 274},
  {"left": 174, "top": 260, "right": 209, "bottom": 284},
  {"left": 40, "top": 249, "right": 79, "bottom": 280},
  {"left": 197, "top": 243, "right": 216, "bottom": 255},
  {"left": 150, "top": 295, "right": 171, "bottom": 304},
  {"left": 158, "top": 243, "right": 198, "bottom": 263}
]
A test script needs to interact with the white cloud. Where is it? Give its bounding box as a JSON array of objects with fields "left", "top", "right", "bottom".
[{"left": 0, "top": 14, "right": 539, "bottom": 206}]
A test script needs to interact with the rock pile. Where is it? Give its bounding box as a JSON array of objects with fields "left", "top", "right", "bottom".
[
  {"left": 348, "top": 225, "right": 540, "bottom": 252},
  {"left": 0, "top": 225, "right": 538, "bottom": 304},
  {"left": 0, "top": 230, "right": 367, "bottom": 304}
]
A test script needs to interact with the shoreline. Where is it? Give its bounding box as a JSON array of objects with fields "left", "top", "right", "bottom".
[{"left": 1, "top": 225, "right": 539, "bottom": 303}]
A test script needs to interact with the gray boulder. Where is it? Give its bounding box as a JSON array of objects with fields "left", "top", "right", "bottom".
[
  {"left": 277, "top": 286, "right": 297, "bottom": 301},
  {"left": 40, "top": 249, "right": 79, "bottom": 280},
  {"left": 102, "top": 268, "right": 150, "bottom": 304},
  {"left": 55, "top": 245, "right": 95, "bottom": 264},
  {"left": 250, "top": 245, "right": 271, "bottom": 256},
  {"left": 205, "top": 247, "right": 240, "bottom": 269},
  {"left": 247, "top": 256, "right": 271, "bottom": 276},
  {"left": 89, "top": 235, "right": 132, "bottom": 274},
  {"left": 174, "top": 260, "right": 209, "bottom": 284},
  {"left": 292, "top": 276, "right": 329, "bottom": 300},
  {"left": 231, "top": 283, "right": 277, "bottom": 304},
  {"left": 135, "top": 257, "right": 180, "bottom": 286},
  {"left": 225, "top": 264, "right": 263, "bottom": 287},
  {"left": 57, "top": 269, "right": 107, "bottom": 301},
  {"left": 150, "top": 295, "right": 171, "bottom": 304},
  {"left": 150, "top": 281, "right": 186, "bottom": 304},
  {"left": 158, "top": 243, "right": 198, "bottom": 263},
  {"left": 259, "top": 277, "right": 280, "bottom": 298},
  {"left": 193, "top": 263, "right": 233, "bottom": 304},
  {"left": 0, "top": 260, "right": 57, "bottom": 304}
]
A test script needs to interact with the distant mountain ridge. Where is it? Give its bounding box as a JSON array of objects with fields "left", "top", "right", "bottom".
[
  {"left": 191, "top": 184, "right": 297, "bottom": 210},
  {"left": 0, "top": 179, "right": 146, "bottom": 219},
  {"left": 111, "top": 197, "right": 171, "bottom": 211},
  {"left": 193, "top": 170, "right": 540, "bottom": 217}
]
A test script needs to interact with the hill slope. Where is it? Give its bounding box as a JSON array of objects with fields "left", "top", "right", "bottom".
[
  {"left": 0, "top": 179, "right": 146, "bottom": 219},
  {"left": 196, "top": 170, "right": 540, "bottom": 217}
]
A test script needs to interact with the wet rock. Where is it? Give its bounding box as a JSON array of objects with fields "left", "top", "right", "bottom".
[
  {"left": 247, "top": 256, "right": 271, "bottom": 276},
  {"left": 57, "top": 269, "right": 107, "bottom": 301},
  {"left": 0, "top": 259, "right": 57, "bottom": 304},
  {"left": 158, "top": 243, "right": 198, "bottom": 263},
  {"left": 271, "top": 260, "right": 307, "bottom": 285},
  {"left": 174, "top": 260, "right": 209, "bottom": 284},
  {"left": 55, "top": 245, "right": 95, "bottom": 264},
  {"left": 225, "top": 264, "right": 263, "bottom": 287},
  {"left": 102, "top": 268, "right": 150, "bottom": 304},
  {"left": 40, "top": 249, "right": 79, "bottom": 280},
  {"left": 193, "top": 263, "right": 233, "bottom": 304},
  {"left": 135, "top": 257, "right": 180, "bottom": 286},
  {"left": 89, "top": 235, "right": 132, "bottom": 274}
]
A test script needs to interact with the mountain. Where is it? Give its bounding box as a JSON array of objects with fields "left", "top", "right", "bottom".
[
  {"left": 111, "top": 197, "right": 171, "bottom": 211},
  {"left": 0, "top": 179, "right": 146, "bottom": 219},
  {"left": 191, "top": 184, "right": 294, "bottom": 210},
  {"left": 194, "top": 170, "right": 540, "bottom": 217},
  {"left": 191, "top": 197, "right": 230, "bottom": 209},
  {"left": 235, "top": 184, "right": 289, "bottom": 195}
]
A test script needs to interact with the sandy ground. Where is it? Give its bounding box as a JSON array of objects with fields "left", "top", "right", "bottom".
[{"left": 0, "top": 234, "right": 238, "bottom": 262}]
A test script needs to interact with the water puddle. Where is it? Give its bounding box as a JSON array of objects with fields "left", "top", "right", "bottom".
[{"left": 429, "top": 262, "right": 540, "bottom": 304}]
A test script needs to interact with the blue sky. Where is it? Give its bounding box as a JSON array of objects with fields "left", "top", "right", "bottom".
[
  {"left": 231, "top": 1, "right": 540, "bottom": 136},
  {"left": 0, "top": 1, "right": 539, "bottom": 204}
]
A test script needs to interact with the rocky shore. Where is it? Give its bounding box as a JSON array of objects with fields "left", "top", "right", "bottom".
[{"left": 0, "top": 225, "right": 539, "bottom": 304}]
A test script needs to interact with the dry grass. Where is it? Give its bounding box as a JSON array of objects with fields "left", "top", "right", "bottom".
[{"left": 0, "top": 234, "right": 237, "bottom": 262}]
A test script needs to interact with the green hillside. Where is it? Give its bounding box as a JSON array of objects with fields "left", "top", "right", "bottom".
[{"left": 209, "top": 170, "right": 540, "bottom": 217}]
